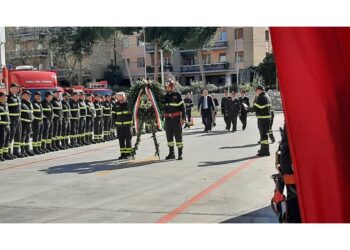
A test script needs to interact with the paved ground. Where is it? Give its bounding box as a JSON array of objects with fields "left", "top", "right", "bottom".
[{"left": 0, "top": 113, "right": 284, "bottom": 223}]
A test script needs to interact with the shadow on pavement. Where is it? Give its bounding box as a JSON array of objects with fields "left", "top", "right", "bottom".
[
  {"left": 199, "top": 130, "right": 231, "bottom": 137},
  {"left": 40, "top": 157, "right": 166, "bottom": 175},
  {"left": 219, "top": 143, "right": 258, "bottom": 149},
  {"left": 198, "top": 156, "right": 257, "bottom": 167},
  {"left": 220, "top": 205, "right": 278, "bottom": 223}
]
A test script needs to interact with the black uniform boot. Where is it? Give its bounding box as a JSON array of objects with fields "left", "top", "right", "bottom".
[
  {"left": 4, "top": 153, "right": 13, "bottom": 160},
  {"left": 0, "top": 153, "right": 4, "bottom": 161},
  {"left": 257, "top": 144, "right": 270, "bottom": 157},
  {"left": 178, "top": 148, "right": 183, "bottom": 160},
  {"left": 165, "top": 146, "right": 175, "bottom": 160},
  {"left": 118, "top": 153, "right": 126, "bottom": 160}
]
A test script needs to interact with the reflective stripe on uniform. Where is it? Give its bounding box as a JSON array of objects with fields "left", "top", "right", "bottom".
[
  {"left": 166, "top": 101, "right": 184, "bottom": 107},
  {"left": 254, "top": 103, "right": 271, "bottom": 109},
  {"left": 256, "top": 115, "right": 272, "bottom": 119},
  {"left": 8, "top": 103, "right": 20, "bottom": 106},
  {"left": 168, "top": 141, "right": 175, "bottom": 146},
  {"left": 176, "top": 142, "right": 184, "bottom": 148},
  {"left": 20, "top": 118, "right": 32, "bottom": 122},
  {"left": 260, "top": 140, "right": 269, "bottom": 144},
  {"left": 9, "top": 113, "right": 20, "bottom": 116}
]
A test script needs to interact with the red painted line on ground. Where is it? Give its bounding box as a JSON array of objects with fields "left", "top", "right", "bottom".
[
  {"left": 0, "top": 144, "right": 116, "bottom": 171},
  {"left": 156, "top": 157, "right": 258, "bottom": 223}
]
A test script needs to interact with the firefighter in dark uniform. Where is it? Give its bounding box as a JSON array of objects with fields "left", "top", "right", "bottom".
[
  {"left": 93, "top": 94, "right": 103, "bottom": 143},
  {"left": 69, "top": 92, "right": 80, "bottom": 148},
  {"left": 52, "top": 90, "right": 64, "bottom": 150},
  {"left": 0, "top": 92, "right": 11, "bottom": 161},
  {"left": 163, "top": 80, "right": 186, "bottom": 160},
  {"left": 32, "top": 91, "right": 44, "bottom": 155},
  {"left": 61, "top": 93, "right": 71, "bottom": 149},
  {"left": 85, "top": 93, "right": 96, "bottom": 145},
  {"left": 251, "top": 86, "right": 271, "bottom": 157},
  {"left": 78, "top": 92, "right": 87, "bottom": 146},
  {"left": 20, "top": 90, "right": 34, "bottom": 157},
  {"left": 42, "top": 91, "right": 54, "bottom": 153},
  {"left": 268, "top": 104, "right": 276, "bottom": 143},
  {"left": 227, "top": 91, "right": 240, "bottom": 132},
  {"left": 183, "top": 93, "right": 193, "bottom": 129},
  {"left": 110, "top": 92, "right": 118, "bottom": 139},
  {"left": 112, "top": 92, "right": 133, "bottom": 159},
  {"left": 103, "top": 94, "right": 112, "bottom": 141},
  {"left": 8, "top": 83, "right": 22, "bottom": 158},
  {"left": 239, "top": 90, "right": 250, "bottom": 130}
]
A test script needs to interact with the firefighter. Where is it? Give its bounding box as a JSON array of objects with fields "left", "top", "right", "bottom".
[
  {"left": 183, "top": 93, "right": 193, "bottom": 129},
  {"left": 41, "top": 91, "right": 54, "bottom": 153},
  {"left": 239, "top": 90, "right": 250, "bottom": 130},
  {"left": 103, "top": 94, "right": 112, "bottom": 141},
  {"left": 85, "top": 93, "right": 96, "bottom": 145},
  {"left": 8, "top": 83, "right": 22, "bottom": 158},
  {"left": 32, "top": 91, "right": 44, "bottom": 155},
  {"left": 112, "top": 92, "right": 133, "bottom": 159},
  {"left": 61, "top": 93, "right": 71, "bottom": 149},
  {"left": 93, "top": 94, "right": 103, "bottom": 143},
  {"left": 268, "top": 104, "right": 276, "bottom": 143},
  {"left": 78, "top": 92, "right": 87, "bottom": 146},
  {"left": 110, "top": 92, "right": 118, "bottom": 139},
  {"left": 52, "top": 90, "right": 64, "bottom": 150},
  {"left": 100, "top": 95, "right": 106, "bottom": 142},
  {"left": 69, "top": 92, "right": 80, "bottom": 148},
  {"left": 251, "top": 86, "right": 271, "bottom": 157},
  {"left": 20, "top": 90, "right": 34, "bottom": 157},
  {"left": 0, "top": 92, "right": 11, "bottom": 161},
  {"left": 163, "top": 79, "right": 186, "bottom": 160}
]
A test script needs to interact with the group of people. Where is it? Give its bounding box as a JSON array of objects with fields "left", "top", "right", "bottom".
[
  {"left": 0, "top": 83, "right": 134, "bottom": 161},
  {"left": 193, "top": 86, "right": 276, "bottom": 157},
  {"left": 0, "top": 80, "right": 276, "bottom": 163}
]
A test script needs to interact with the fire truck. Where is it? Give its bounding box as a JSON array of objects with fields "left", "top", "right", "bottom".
[
  {"left": 85, "top": 81, "right": 113, "bottom": 96},
  {"left": 1, "top": 65, "right": 62, "bottom": 99}
]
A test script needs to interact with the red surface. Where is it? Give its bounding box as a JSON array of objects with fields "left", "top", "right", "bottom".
[
  {"left": 8, "top": 70, "right": 58, "bottom": 89},
  {"left": 270, "top": 27, "right": 350, "bottom": 222}
]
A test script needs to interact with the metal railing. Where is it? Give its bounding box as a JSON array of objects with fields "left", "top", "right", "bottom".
[
  {"left": 180, "top": 63, "right": 229, "bottom": 73},
  {"left": 5, "top": 49, "right": 48, "bottom": 59}
]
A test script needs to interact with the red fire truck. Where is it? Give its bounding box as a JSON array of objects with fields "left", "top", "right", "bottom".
[
  {"left": 85, "top": 81, "right": 113, "bottom": 96},
  {"left": 1, "top": 66, "right": 62, "bottom": 98}
]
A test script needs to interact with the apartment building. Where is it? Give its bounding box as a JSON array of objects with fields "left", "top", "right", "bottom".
[{"left": 122, "top": 27, "right": 272, "bottom": 86}]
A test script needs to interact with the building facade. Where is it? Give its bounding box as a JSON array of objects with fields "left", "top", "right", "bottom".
[{"left": 121, "top": 27, "right": 272, "bottom": 86}]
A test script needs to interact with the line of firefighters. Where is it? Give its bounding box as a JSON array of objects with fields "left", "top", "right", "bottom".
[{"left": 0, "top": 83, "right": 134, "bottom": 162}]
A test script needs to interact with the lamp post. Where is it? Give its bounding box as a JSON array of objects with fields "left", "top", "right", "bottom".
[{"left": 160, "top": 49, "right": 164, "bottom": 85}]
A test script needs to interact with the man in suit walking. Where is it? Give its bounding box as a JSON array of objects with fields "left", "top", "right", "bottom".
[{"left": 198, "top": 90, "right": 214, "bottom": 133}]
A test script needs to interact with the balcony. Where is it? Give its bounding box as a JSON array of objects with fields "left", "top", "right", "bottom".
[
  {"left": 145, "top": 44, "right": 155, "bottom": 52},
  {"left": 146, "top": 64, "right": 173, "bottom": 73},
  {"left": 180, "top": 63, "right": 229, "bottom": 73},
  {"left": 6, "top": 49, "right": 49, "bottom": 59}
]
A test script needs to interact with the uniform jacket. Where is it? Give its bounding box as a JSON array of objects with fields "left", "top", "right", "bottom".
[
  {"left": 41, "top": 99, "right": 53, "bottom": 120},
  {"left": 164, "top": 91, "right": 186, "bottom": 120},
  {"left": 112, "top": 101, "right": 132, "bottom": 127},
  {"left": 227, "top": 97, "right": 241, "bottom": 116},
  {"left": 32, "top": 100, "right": 43, "bottom": 121},
  {"left": 20, "top": 99, "right": 34, "bottom": 123},
  {"left": 0, "top": 103, "right": 10, "bottom": 126},
  {"left": 252, "top": 92, "right": 271, "bottom": 119}
]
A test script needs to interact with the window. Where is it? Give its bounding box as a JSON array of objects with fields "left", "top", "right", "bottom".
[
  {"left": 164, "top": 56, "right": 171, "bottom": 65},
  {"left": 235, "top": 28, "right": 244, "bottom": 39},
  {"left": 219, "top": 53, "right": 227, "bottom": 63},
  {"left": 37, "top": 43, "right": 43, "bottom": 50},
  {"left": 151, "top": 54, "right": 155, "bottom": 66},
  {"left": 182, "top": 55, "right": 196, "bottom": 65},
  {"left": 236, "top": 51, "right": 244, "bottom": 62},
  {"left": 265, "top": 30, "right": 270, "bottom": 41},
  {"left": 202, "top": 54, "right": 211, "bottom": 64},
  {"left": 219, "top": 31, "right": 227, "bottom": 41},
  {"left": 122, "top": 37, "right": 130, "bottom": 48},
  {"left": 137, "top": 58, "right": 145, "bottom": 68}
]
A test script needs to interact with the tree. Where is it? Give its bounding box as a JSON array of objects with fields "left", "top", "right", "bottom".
[
  {"left": 142, "top": 27, "right": 213, "bottom": 82},
  {"left": 254, "top": 53, "right": 277, "bottom": 89},
  {"left": 103, "top": 63, "right": 123, "bottom": 86},
  {"left": 181, "top": 28, "right": 218, "bottom": 84}
]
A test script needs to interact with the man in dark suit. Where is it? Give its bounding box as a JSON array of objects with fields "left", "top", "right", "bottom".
[
  {"left": 221, "top": 90, "right": 230, "bottom": 130},
  {"left": 198, "top": 90, "right": 214, "bottom": 132},
  {"left": 239, "top": 90, "right": 250, "bottom": 130},
  {"left": 228, "top": 91, "right": 240, "bottom": 132}
]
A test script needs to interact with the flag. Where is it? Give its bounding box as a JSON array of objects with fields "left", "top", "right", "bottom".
[{"left": 270, "top": 27, "right": 350, "bottom": 222}]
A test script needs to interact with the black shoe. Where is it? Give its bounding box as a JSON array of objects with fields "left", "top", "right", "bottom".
[
  {"left": 33, "top": 150, "right": 42, "bottom": 155},
  {"left": 14, "top": 153, "right": 24, "bottom": 158},
  {"left": 257, "top": 152, "right": 270, "bottom": 157},
  {"left": 178, "top": 155, "right": 183, "bottom": 160},
  {"left": 26, "top": 151, "right": 35, "bottom": 157},
  {"left": 4, "top": 154, "right": 13, "bottom": 160},
  {"left": 165, "top": 154, "right": 175, "bottom": 160},
  {"left": 213, "top": 123, "right": 216, "bottom": 127}
]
